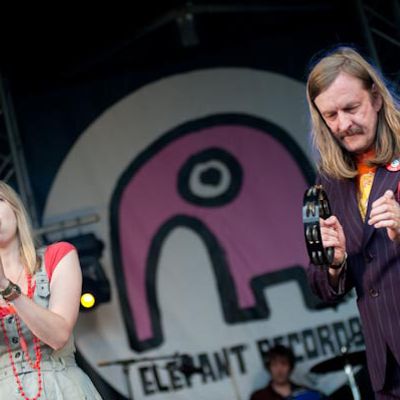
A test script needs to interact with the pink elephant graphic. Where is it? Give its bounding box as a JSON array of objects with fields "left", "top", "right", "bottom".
[{"left": 111, "top": 114, "right": 316, "bottom": 352}]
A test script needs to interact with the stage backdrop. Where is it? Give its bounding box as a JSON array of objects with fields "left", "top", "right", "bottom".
[{"left": 43, "top": 68, "right": 364, "bottom": 399}]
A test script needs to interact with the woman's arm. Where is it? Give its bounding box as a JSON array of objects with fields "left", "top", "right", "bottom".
[{"left": 9, "top": 250, "right": 82, "bottom": 350}]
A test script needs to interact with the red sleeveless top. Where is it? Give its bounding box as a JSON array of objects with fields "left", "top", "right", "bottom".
[{"left": 0, "top": 242, "right": 75, "bottom": 318}]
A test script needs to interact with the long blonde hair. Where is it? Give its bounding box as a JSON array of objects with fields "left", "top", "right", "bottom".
[
  {"left": 0, "top": 181, "right": 38, "bottom": 274},
  {"left": 306, "top": 46, "right": 400, "bottom": 179}
]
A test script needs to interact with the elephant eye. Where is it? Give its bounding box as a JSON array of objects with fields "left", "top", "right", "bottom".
[{"left": 177, "top": 148, "right": 243, "bottom": 207}]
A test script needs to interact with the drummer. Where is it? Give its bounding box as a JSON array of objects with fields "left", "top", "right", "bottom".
[{"left": 249, "top": 345, "right": 323, "bottom": 400}]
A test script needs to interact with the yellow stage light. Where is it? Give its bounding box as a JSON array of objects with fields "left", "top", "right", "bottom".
[{"left": 81, "top": 293, "right": 96, "bottom": 309}]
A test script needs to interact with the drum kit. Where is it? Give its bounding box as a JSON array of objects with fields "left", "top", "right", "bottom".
[{"left": 310, "top": 347, "right": 366, "bottom": 400}]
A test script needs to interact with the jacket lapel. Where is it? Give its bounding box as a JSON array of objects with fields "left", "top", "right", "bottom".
[
  {"left": 362, "top": 166, "right": 400, "bottom": 247},
  {"left": 340, "top": 178, "right": 364, "bottom": 252}
]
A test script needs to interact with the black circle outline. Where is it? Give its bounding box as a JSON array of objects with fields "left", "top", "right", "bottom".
[{"left": 178, "top": 147, "right": 243, "bottom": 207}]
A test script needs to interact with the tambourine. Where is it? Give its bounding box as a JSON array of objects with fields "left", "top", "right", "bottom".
[{"left": 302, "top": 185, "right": 334, "bottom": 266}]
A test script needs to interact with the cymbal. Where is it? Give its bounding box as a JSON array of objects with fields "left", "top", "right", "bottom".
[{"left": 310, "top": 351, "right": 366, "bottom": 373}]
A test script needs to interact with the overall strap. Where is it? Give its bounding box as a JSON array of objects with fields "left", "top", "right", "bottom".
[{"left": 33, "top": 247, "right": 50, "bottom": 308}]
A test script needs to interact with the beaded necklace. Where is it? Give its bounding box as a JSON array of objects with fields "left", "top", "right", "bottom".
[{"left": 0, "top": 271, "right": 43, "bottom": 400}]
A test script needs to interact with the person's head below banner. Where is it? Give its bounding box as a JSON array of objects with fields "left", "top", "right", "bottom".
[
  {"left": 250, "top": 345, "right": 324, "bottom": 400},
  {"left": 264, "top": 344, "right": 295, "bottom": 387},
  {"left": 306, "top": 46, "right": 400, "bottom": 179}
]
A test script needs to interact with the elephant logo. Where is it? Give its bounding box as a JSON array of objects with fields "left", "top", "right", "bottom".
[{"left": 110, "top": 114, "right": 316, "bottom": 352}]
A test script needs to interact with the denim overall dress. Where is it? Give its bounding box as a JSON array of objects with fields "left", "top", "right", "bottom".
[{"left": 0, "top": 252, "right": 103, "bottom": 399}]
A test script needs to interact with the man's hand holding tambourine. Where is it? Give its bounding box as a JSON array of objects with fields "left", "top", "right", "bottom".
[{"left": 320, "top": 216, "right": 347, "bottom": 269}]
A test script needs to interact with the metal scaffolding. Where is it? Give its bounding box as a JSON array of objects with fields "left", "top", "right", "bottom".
[
  {"left": 0, "top": 74, "right": 101, "bottom": 239},
  {"left": 0, "top": 74, "right": 40, "bottom": 229},
  {"left": 356, "top": 0, "right": 400, "bottom": 85}
]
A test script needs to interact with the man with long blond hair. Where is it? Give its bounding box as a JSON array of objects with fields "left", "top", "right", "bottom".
[{"left": 306, "top": 46, "right": 400, "bottom": 399}]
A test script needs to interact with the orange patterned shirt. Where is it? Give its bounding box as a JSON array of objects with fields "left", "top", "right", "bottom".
[{"left": 356, "top": 149, "right": 376, "bottom": 221}]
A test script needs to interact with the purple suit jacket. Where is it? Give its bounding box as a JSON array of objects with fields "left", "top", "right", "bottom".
[{"left": 308, "top": 166, "right": 400, "bottom": 392}]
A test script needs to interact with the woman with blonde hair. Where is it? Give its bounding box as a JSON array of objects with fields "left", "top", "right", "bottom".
[{"left": 0, "top": 181, "right": 102, "bottom": 399}]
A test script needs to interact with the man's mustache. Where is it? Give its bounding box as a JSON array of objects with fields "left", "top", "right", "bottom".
[{"left": 338, "top": 126, "right": 363, "bottom": 138}]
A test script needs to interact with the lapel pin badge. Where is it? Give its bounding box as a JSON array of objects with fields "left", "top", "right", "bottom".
[{"left": 386, "top": 158, "right": 400, "bottom": 172}]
